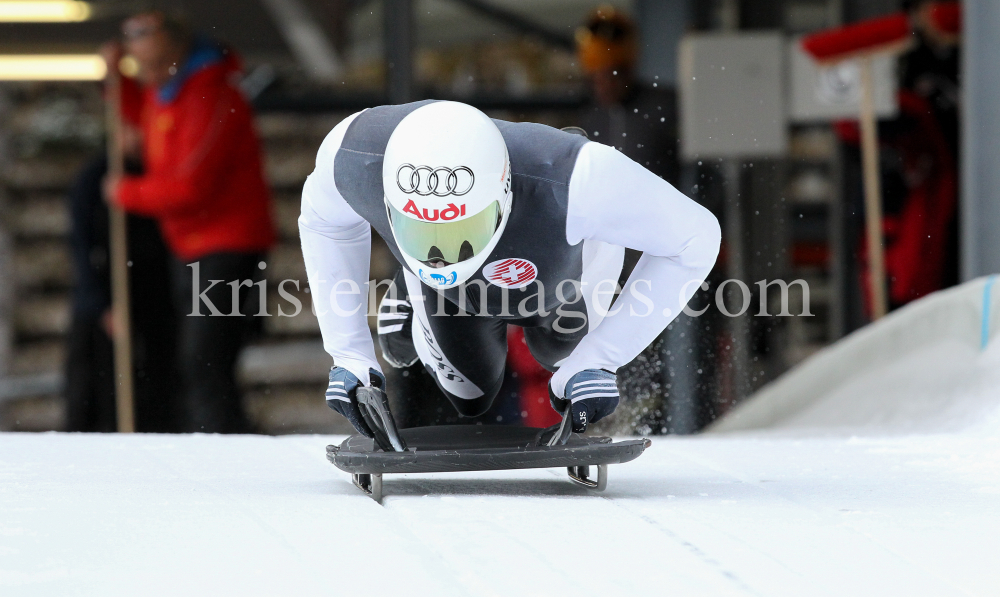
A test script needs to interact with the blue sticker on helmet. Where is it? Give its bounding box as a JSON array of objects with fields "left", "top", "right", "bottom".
[{"left": 418, "top": 268, "right": 458, "bottom": 287}]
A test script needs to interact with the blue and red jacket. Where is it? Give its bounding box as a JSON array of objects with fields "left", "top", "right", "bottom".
[{"left": 116, "top": 40, "right": 275, "bottom": 261}]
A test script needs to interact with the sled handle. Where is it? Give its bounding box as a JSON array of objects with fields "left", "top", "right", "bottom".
[
  {"left": 356, "top": 386, "right": 407, "bottom": 452},
  {"left": 537, "top": 411, "right": 573, "bottom": 447}
]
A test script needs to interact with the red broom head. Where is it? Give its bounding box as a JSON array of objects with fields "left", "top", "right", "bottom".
[
  {"left": 802, "top": 13, "right": 911, "bottom": 61},
  {"left": 928, "top": 2, "right": 961, "bottom": 35}
]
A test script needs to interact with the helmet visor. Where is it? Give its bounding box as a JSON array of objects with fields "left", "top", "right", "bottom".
[{"left": 388, "top": 200, "right": 500, "bottom": 266}]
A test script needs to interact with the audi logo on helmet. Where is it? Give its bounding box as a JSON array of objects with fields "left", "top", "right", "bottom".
[{"left": 396, "top": 164, "right": 475, "bottom": 197}]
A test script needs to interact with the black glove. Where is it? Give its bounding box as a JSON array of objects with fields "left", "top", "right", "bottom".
[
  {"left": 326, "top": 367, "right": 386, "bottom": 438},
  {"left": 550, "top": 369, "right": 620, "bottom": 434}
]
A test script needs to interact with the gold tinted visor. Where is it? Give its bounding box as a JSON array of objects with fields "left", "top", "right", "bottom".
[{"left": 388, "top": 200, "right": 500, "bottom": 265}]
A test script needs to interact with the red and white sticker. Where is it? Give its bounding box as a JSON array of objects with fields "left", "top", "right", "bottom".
[{"left": 483, "top": 258, "right": 537, "bottom": 289}]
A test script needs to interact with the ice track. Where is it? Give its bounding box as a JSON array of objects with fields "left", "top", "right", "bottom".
[{"left": 3, "top": 431, "right": 999, "bottom": 596}]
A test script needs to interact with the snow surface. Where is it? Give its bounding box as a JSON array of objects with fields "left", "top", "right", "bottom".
[{"left": 3, "top": 431, "right": 1000, "bottom": 597}]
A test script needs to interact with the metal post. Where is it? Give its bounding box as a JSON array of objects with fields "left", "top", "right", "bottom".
[
  {"left": 0, "top": 199, "right": 10, "bottom": 379},
  {"left": 384, "top": 0, "right": 414, "bottom": 105},
  {"left": 664, "top": 314, "right": 700, "bottom": 434},
  {"left": 0, "top": 88, "right": 11, "bottom": 379},
  {"left": 962, "top": 0, "right": 1000, "bottom": 280},
  {"left": 745, "top": 158, "right": 789, "bottom": 387},
  {"left": 634, "top": 0, "right": 689, "bottom": 85},
  {"left": 723, "top": 159, "right": 750, "bottom": 404},
  {"left": 661, "top": 163, "right": 702, "bottom": 434}
]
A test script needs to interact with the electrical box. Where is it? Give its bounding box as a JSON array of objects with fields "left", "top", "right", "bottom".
[{"left": 679, "top": 32, "right": 787, "bottom": 160}]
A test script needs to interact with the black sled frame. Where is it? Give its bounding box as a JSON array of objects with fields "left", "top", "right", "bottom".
[{"left": 327, "top": 424, "right": 651, "bottom": 502}]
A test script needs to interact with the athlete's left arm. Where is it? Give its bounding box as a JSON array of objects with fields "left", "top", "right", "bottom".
[{"left": 550, "top": 141, "right": 721, "bottom": 397}]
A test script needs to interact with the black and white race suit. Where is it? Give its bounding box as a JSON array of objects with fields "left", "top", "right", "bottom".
[{"left": 299, "top": 101, "right": 721, "bottom": 416}]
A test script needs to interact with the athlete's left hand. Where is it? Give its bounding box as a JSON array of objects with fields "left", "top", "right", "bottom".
[
  {"left": 550, "top": 369, "right": 620, "bottom": 433},
  {"left": 326, "top": 366, "right": 386, "bottom": 438}
]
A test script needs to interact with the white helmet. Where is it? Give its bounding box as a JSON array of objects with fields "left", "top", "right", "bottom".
[{"left": 383, "top": 102, "right": 512, "bottom": 289}]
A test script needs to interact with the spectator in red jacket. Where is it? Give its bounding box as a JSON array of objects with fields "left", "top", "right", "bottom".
[{"left": 103, "top": 11, "right": 275, "bottom": 433}]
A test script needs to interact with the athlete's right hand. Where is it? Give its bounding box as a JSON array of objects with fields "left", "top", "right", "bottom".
[
  {"left": 325, "top": 366, "right": 387, "bottom": 438},
  {"left": 550, "top": 369, "right": 620, "bottom": 434}
]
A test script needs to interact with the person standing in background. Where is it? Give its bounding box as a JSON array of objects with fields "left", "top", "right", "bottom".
[
  {"left": 576, "top": 6, "right": 678, "bottom": 185},
  {"left": 836, "top": 0, "right": 960, "bottom": 318},
  {"left": 575, "top": 5, "right": 680, "bottom": 290},
  {"left": 64, "top": 148, "right": 177, "bottom": 432},
  {"left": 885, "top": 0, "right": 961, "bottom": 300},
  {"left": 102, "top": 11, "right": 275, "bottom": 433}
]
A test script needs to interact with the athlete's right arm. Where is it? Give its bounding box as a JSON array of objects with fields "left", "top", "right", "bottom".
[{"left": 298, "top": 111, "right": 383, "bottom": 384}]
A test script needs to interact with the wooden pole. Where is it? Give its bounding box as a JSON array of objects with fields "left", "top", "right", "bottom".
[
  {"left": 858, "top": 57, "right": 888, "bottom": 320},
  {"left": 104, "top": 64, "right": 136, "bottom": 433}
]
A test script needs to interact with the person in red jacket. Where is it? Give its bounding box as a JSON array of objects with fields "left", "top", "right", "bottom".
[{"left": 103, "top": 11, "right": 275, "bottom": 433}]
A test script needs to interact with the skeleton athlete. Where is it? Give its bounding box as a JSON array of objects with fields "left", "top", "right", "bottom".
[{"left": 299, "top": 101, "right": 720, "bottom": 436}]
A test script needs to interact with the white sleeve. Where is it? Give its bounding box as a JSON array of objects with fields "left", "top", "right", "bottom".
[
  {"left": 550, "top": 141, "right": 721, "bottom": 397},
  {"left": 298, "top": 110, "right": 382, "bottom": 384}
]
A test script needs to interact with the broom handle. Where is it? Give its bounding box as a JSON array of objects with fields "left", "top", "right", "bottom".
[
  {"left": 105, "top": 63, "right": 136, "bottom": 433},
  {"left": 858, "top": 57, "right": 888, "bottom": 320}
]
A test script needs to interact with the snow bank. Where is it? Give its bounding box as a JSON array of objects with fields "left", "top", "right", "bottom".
[{"left": 711, "top": 276, "right": 1000, "bottom": 436}]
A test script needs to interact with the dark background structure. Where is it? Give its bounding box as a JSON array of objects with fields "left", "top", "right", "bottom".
[{"left": 1, "top": 0, "right": 992, "bottom": 436}]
